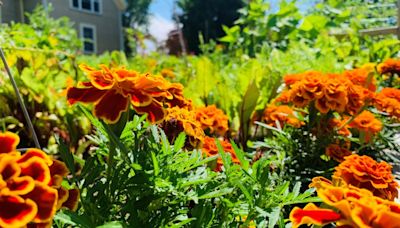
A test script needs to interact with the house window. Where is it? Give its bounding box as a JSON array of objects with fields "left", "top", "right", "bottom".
[
  {"left": 70, "top": 0, "right": 102, "bottom": 14},
  {"left": 80, "top": 24, "right": 97, "bottom": 53}
]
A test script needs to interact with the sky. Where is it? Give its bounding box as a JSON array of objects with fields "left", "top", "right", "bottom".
[{"left": 148, "top": 0, "right": 175, "bottom": 42}]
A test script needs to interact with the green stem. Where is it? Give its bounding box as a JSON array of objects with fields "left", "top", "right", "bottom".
[{"left": 106, "top": 141, "right": 116, "bottom": 200}]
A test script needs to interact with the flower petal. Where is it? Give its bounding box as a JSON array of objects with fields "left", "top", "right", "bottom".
[
  {"left": 0, "top": 132, "right": 20, "bottom": 154},
  {"left": 5, "top": 176, "right": 35, "bottom": 195},
  {"left": 24, "top": 182, "right": 58, "bottom": 223},
  {"left": 133, "top": 100, "right": 166, "bottom": 123},
  {"left": 0, "top": 155, "right": 21, "bottom": 181},
  {"left": 0, "top": 195, "right": 37, "bottom": 228},
  {"left": 18, "top": 149, "right": 53, "bottom": 166},
  {"left": 93, "top": 90, "right": 130, "bottom": 124},
  {"left": 62, "top": 189, "right": 80, "bottom": 211},
  {"left": 290, "top": 203, "right": 341, "bottom": 228},
  {"left": 67, "top": 85, "right": 106, "bottom": 105},
  {"left": 19, "top": 157, "right": 51, "bottom": 184}
]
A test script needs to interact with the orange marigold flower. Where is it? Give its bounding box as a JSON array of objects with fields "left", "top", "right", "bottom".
[
  {"left": 325, "top": 144, "right": 352, "bottom": 162},
  {"left": 262, "top": 104, "right": 304, "bottom": 128},
  {"left": 289, "top": 72, "right": 325, "bottom": 108},
  {"left": 328, "top": 117, "right": 351, "bottom": 136},
  {"left": 333, "top": 154, "right": 398, "bottom": 201},
  {"left": 315, "top": 77, "right": 348, "bottom": 113},
  {"left": 275, "top": 90, "right": 291, "bottom": 103},
  {"left": 67, "top": 64, "right": 186, "bottom": 124},
  {"left": 160, "top": 107, "right": 205, "bottom": 150},
  {"left": 374, "top": 88, "right": 400, "bottom": 119},
  {"left": 343, "top": 68, "right": 376, "bottom": 92},
  {"left": 308, "top": 176, "right": 400, "bottom": 228},
  {"left": 377, "top": 58, "right": 400, "bottom": 75},
  {"left": 345, "top": 84, "right": 373, "bottom": 115},
  {"left": 290, "top": 203, "right": 342, "bottom": 228},
  {"left": 0, "top": 132, "right": 78, "bottom": 227},
  {"left": 202, "top": 137, "right": 240, "bottom": 172},
  {"left": 195, "top": 105, "right": 229, "bottom": 136},
  {"left": 348, "top": 110, "right": 382, "bottom": 142}
]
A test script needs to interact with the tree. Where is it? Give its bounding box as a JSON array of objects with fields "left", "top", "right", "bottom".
[
  {"left": 177, "top": 0, "right": 244, "bottom": 54},
  {"left": 122, "top": 0, "right": 153, "bottom": 55},
  {"left": 123, "top": 0, "right": 153, "bottom": 28}
]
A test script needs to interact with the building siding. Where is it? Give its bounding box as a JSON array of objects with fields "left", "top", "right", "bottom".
[
  {"left": 2, "top": 0, "right": 24, "bottom": 23},
  {"left": 48, "top": 0, "right": 122, "bottom": 53},
  {"left": 1, "top": 0, "right": 123, "bottom": 54}
]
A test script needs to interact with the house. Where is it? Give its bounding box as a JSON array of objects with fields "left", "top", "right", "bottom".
[{"left": 0, "top": 0, "right": 127, "bottom": 54}]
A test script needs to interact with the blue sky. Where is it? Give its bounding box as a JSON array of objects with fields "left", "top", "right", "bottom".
[{"left": 149, "top": 0, "right": 175, "bottom": 21}]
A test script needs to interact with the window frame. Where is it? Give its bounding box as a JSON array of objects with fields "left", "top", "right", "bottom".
[
  {"left": 79, "top": 23, "right": 97, "bottom": 54},
  {"left": 69, "top": 0, "right": 103, "bottom": 15}
]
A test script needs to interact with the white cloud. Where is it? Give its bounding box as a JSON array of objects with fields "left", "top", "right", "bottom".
[{"left": 148, "top": 14, "right": 175, "bottom": 42}]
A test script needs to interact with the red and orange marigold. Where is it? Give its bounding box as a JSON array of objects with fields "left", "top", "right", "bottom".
[
  {"left": 67, "top": 64, "right": 187, "bottom": 124},
  {"left": 333, "top": 154, "right": 398, "bottom": 201},
  {"left": 325, "top": 144, "right": 352, "bottom": 162},
  {"left": 0, "top": 132, "right": 78, "bottom": 228},
  {"left": 291, "top": 176, "right": 400, "bottom": 228},
  {"left": 201, "top": 137, "right": 240, "bottom": 172},
  {"left": 377, "top": 58, "right": 400, "bottom": 75},
  {"left": 262, "top": 104, "right": 304, "bottom": 128},
  {"left": 195, "top": 105, "right": 229, "bottom": 136},
  {"left": 160, "top": 107, "right": 205, "bottom": 150}
]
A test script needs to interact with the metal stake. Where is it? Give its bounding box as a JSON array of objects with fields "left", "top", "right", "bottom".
[{"left": 0, "top": 47, "right": 41, "bottom": 149}]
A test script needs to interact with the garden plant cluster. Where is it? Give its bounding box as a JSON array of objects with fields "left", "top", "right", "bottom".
[{"left": 1, "top": 2, "right": 400, "bottom": 228}]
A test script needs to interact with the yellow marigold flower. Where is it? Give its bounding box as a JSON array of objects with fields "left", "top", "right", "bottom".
[
  {"left": 160, "top": 107, "right": 205, "bottom": 150},
  {"left": 262, "top": 104, "right": 304, "bottom": 128},
  {"left": 374, "top": 88, "right": 400, "bottom": 119},
  {"left": 0, "top": 132, "right": 78, "bottom": 228},
  {"left": 348, "top": 110, "right": 382, "bottom": 142},
  {"left": 333, "top": 154, "right": 398, "bottom": 201},
  {"left": 195, "top": 105, "right": 229, "bottom": 136},
  {"left": 377, "top": 58, "right": 400, "bottom": 75},
  {"left": 202, "top": 137, "right": 239, "bottom": 172}
]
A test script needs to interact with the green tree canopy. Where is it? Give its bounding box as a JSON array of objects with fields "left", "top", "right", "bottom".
[{"left": 177, "top": 0, "right": 244, "bottom": 54}]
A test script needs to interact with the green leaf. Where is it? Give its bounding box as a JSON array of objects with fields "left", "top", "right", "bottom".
[
  {"left": 96, "top": 221, "right": 124, "bottom": 228},
  {"left": 230, "top": 139, "right": 250, "bottom": 170},
  {"left": 268, "top": 206, "right": 281, "bottom": 228},
  {"left": 174, "top": 132, "right": 186, "bottom": 152},
  {"left": 55, "top": 135, "right": 75, "bottom": 175},
  {"left": 54, "top": 211, "right": 93, "bottom": 228},
  {"left": 198, "top": 187, "right": 234, "bottom": 199},
  {"left": 77, "top": 104, "right": 106, "bottom": 135},
  {"left": 216, "top": 139, "right": 231, "bottom": 171},
  {"left": 292, "top": 182, "right": 301, "bottom": 199},
  {"left": 238, "top": 80, "right": 260, "bottom": 146},
  {"left": 151, "top": 151, "right": 160, "bottom": 176}
]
